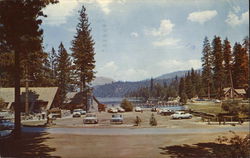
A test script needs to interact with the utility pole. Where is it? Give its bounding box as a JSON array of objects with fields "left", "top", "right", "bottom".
[{"left": 25, "top": 65, "right": 29, "bottom": 114}]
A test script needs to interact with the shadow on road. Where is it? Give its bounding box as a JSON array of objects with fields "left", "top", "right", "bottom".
[
  {"left": 159, "top": 142, "right": 229, "bottom": 158},
  {"left": 0, "top": 131, "right": 60, "bottom": 158}
]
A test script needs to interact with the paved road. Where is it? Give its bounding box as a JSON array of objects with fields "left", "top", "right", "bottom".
[{"left": 22, "top": 126, "right": 249, "bottom": 135}]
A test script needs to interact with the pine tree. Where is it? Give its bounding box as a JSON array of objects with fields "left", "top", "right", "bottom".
[
  {"left": 212, "top": 36, "right": 224, "bottom": 98},
  {"left": 201, "top": 37, "right": 213, "bottom": 99},
  {"left": 71, "top": 6, "right": 96, "bottom": 108},
  {"left": 186, "top": 73, "right": 195, "bottom": 99},
  {"left": 179, "top": 77, "right": 187, "bottom": 103},
  {"left": 56, "top": 42, "right": 72, "bottom": 106},
  {"left": 223, "top": 38, "right": 233, "bottom": 88},
  {"left": 49, "top": 47, "right": 58, "bottom": 80},
  {"left": 0, "top": 0, "right": 58, "bottom": 137},
  {"left": 232, "top": 42, "right": 249, "bottom": 89}
]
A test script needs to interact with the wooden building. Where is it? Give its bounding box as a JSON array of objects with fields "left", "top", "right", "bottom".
[
  {"left": 0, "top": 87, "right": 59, "bottom": 112},
  {"left": 223, "top": 87, "right": 246, "bottom": 99}
]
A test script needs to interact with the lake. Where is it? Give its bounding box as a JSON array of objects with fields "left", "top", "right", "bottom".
[{"left": 96, "top": 97, "right": 186, "bottom": 111}]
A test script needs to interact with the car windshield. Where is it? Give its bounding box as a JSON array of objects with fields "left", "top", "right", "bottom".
[{"left": 112, "top": 115, "right": 122, "bottom": 118}]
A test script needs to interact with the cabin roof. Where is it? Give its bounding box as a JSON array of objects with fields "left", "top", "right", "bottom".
[{"left": 0, "top": 87, "right": 58, "bottom": 110}]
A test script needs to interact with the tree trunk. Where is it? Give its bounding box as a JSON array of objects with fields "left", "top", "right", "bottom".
[
  {"left": 207, "top": 81, "right": 210, "bottom": 99},
  {"left": 13, "top": 49, "right": 21, "bottom": 138}
]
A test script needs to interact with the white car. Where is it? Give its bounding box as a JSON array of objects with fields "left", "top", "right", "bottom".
[
  {"left": 135, "top": 107, "right": 143, "bottom": 112},
  {"left": 110, "top": 114, "right": 123, "bottom": 124},
  {"left": 73, "top": 109, "right": 86, "bottom": 115},
  {"left": 160, "top": 108, "right": 175, "bottom": 116},
  {"left": 171, "top": 111, "right": 192, "bottom": 119},
  {"left": 72, "top": 111, "right": 81, "bottom": 117},
  {"left": 214, "top": 99, "right": 221, "bottom": 103},
  {"left": 108, "top": 107, "right": 118, "bottom": 113},
  {"left": 83, "top": 114, "right": 98, "bottom": 124},
  {"left": 117, "top": 107, "right": 125, "bottom": 112}
]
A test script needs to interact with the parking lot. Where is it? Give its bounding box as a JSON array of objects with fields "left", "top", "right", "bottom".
[{"left": 21, "top": 109, "right": 230, "bottom": 129}]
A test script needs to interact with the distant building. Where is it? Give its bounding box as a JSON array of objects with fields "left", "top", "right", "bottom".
[
  {"left": 64, "top": 92, "right": 106, "bottom": 112},
  {"left": 0, "top": 87, "right": 59, "bottom": 112},
  {"left": 223, "top": 87, "right": 246, "bottom": 99}
]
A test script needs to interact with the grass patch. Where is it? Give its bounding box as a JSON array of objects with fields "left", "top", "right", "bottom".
[{"left": 187, "top": 102, "right": 226, "bottom": 115}]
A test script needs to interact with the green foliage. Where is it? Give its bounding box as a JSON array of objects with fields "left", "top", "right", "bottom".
[
  {"left": 215, "top": 131, "right": 250, "bottom": 158},
  {"left": 120, "top": 99, "right": 133, "bottom": 112},
  {"left": 232, "top": 42, "right": 249, "bottom": 89},
  {"left": 223, "top": 38, "right": 233, "bottom": 87},
  {"left": 201, "top": 36, "right": 213, "bottom": 99},
  {"left": 0, "top": 97, "right": 5, "bottom": 110},
  {"left": 212, "top": 36, "right": 224, "bottom": 98},
  {"left": 71, "top": 5, "right": 95, "bottom": 106},
  {"left": 221, "top": 100, "right": 249, "bottom": 115},
  {"left": 149, "top": 113, "right": 157, "bottom": 126},
  {"left": 134, "top": 116, "right": 141, "bottom": 126},
  {"left": 56, "top": 42, "right": 72, "bottom": 105}
]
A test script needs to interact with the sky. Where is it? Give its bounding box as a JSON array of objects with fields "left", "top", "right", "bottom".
[{"left": 41, "top": 0, "right": 249, "bottom": 81}]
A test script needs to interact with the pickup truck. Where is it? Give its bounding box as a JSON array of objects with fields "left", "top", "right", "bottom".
[{"left": 171, "top": 111, "right": 192, "bottom": 119}]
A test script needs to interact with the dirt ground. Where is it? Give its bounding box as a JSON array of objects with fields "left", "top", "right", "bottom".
[{"left": 1, "top": 131, "right": 248, "bottom": 158}]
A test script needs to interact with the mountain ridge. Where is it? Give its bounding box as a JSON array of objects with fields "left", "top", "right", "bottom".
[{"left": 93, "top": 69, "right": 192, "bottom": 97}]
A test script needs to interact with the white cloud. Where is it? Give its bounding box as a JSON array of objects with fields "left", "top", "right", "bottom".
[
  {"left": 153, "top": 38, "right": 180, "bottom": 46},
  {"left": 225, "top": 11, "right": 249, "bottom": 26},
  {"left": 130, "top": 32, "right": 139, "bottom": 38},
  {"left": 121, "top": 68, "right": 149, "bottom": 81},
  {"left": 97, "top": 61, "right": 149, "bottom": 81},
  {"left": 187, "top": 10, "right": 217, "bottom": 24},
  {"left": 146, "top": 19, "right": 175, "bottom": 36},
  {"left": 86, "top": 0, "right": 126, "bottom": 15},
  {"left": 43, "top": 1, "right": 79, "bottom": 26},
  {"left": 43, "top": 0, "right": 125, "bottom": 26},
  {"left": 96, "top": 0, "right": 113, "bottom": 15},
  {"left": 233, "top": 6, "right": 241, "bottom": 13},
  {"left": 99, "top": 61, "right": 118, "bottom": 73},
  {"left": 158, "top": 59, "right": 201, "bottom": 71}
]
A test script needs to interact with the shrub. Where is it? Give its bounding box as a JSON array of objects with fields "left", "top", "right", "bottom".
[
  {"left": 222, "top": 100, "right": 250, "bottom": 116},
  {"left": 215, "top": 131, "right": 250, "bottom": 158},
  {"left": 120, "top": 99, "right": 133, "bottom": 112},
  {"left": 149, "top": 113, "right": 157, "bottom": 126},
  {"left": 0, "top": 97, "right": 5, "bottom": 110}
]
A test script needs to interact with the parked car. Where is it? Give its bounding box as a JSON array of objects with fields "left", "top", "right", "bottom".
[
  {"left": 171, "top": 111, "right": 192, "bottom": 119},
  {"left": 135, "top": 107, "right": 143, "bottom": 112},
  {"left": 214, "top": 99, "right": 221, "bottom": 103},
  {"left": 160, "top": 108, "right": 175, "bottom": 116},
  {"left": 72, "top": 111, "right": 81, "bottom": 118},
  {"left": 73, "top": 109, "right": 86, "bottom": 115},
  {"left": 110, "top": 114, "right": 123, "bottom": 124},
  {"left": 83, "top": 114, "right": 98, "bottom": 124},
  {"left": 108, "top": 107, "right": 118, "bottom": 113},
  {"left": 117, "top": 107, "right": 125, "bottom": 113},
  {"left": 0, "top": 119, "right": 14, "bottom": 130}
]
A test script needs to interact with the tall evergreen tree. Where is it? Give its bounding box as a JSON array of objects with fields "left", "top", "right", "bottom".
[
  {"left": 201, "top": 36, "right": 213, "bottom": 99},
  {"left": 185, "top": 72, "right": 195, "bottom": 99},
  {"left": 56, "top": 42, "right": 72, "bottom": 106},
  {"left": 179, "top": 77, "right": 187, "bottom": 103},
  {"left": 232, "top": 42, "right": 249, "bottom": 88},
  {"left": 71, "top": 6, "right": 96, "bottom": 109},
  {"left": 212, "top": 36, "right": 224, "bottom": 98},
  {"left": 223, "top": 38, "right": 233, "bottom": 88},
  {"left": 49, "top": 47, "right": 58, "bottom": 80},
  {"left": 0, "top": 0, "right": 57, "bottom": 137}
]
